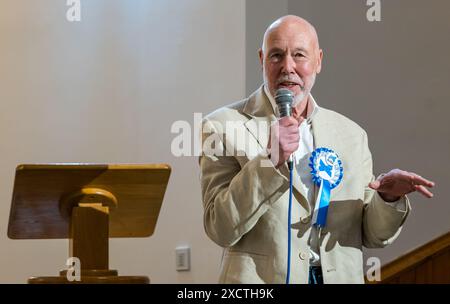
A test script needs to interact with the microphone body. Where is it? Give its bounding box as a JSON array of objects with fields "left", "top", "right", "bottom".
[{"left": 274, "top": 88, "right": 294, "bottom": 170}]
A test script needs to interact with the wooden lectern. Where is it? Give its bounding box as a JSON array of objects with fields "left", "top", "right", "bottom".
[{"left": 7, "top": 164, "right": 171, "bottom": 284}]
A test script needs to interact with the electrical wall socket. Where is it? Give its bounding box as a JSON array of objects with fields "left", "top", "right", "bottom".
[{"left": 175, "top": 246, "right": 190, "bottom": 271}]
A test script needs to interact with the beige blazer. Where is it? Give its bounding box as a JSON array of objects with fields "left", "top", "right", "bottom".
[{"left": 199, "top": 86, "right": 410, "bottom": 284}]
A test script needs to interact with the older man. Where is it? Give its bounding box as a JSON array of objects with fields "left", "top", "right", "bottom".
[{"left": 199, "top": 15, "right": 434, "bottom": 284}]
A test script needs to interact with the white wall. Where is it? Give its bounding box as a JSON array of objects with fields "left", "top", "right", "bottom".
[
  {"left": 246, "top": 0, "right": 450, "bottom": 270},
  {"left": 246, "top": 0, "right": 288, "bottom": 95},
  {"left": 0, "top": 0, "right": 245, "bottom": 283}
]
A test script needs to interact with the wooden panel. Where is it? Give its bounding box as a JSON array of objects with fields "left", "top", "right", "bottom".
[
  {"left": 432, "top": 251, "right": 450, "bottom": 284},
  {"left": 415, "top": 259, "right": 433, "bottom": 284},
  {"left": 398, "top": 269, "right": 416, "bottom": 284},
  {"left": 366, "top": 232, "right": 450, "bottom": 284},
  {"left": 385, "top": 277, "right": 399, "bottom": 284}
]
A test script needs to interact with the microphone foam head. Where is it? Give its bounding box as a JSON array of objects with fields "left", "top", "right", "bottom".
[
  {"left": 274, "top": 88, "right": 294, "bottom": 117},
  {"left": 275, "top": 88, "right": 294, "bottom": 106}
]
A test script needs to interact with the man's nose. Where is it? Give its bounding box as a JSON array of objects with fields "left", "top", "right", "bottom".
[{"left": 281, "top": 54, "right": 296, "bottom": 74}]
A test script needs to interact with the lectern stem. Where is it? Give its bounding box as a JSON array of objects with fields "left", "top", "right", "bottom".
[{"left": 69, "top": 204, "right": 109, "bottom": 270}]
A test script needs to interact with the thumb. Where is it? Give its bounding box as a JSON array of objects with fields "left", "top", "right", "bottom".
[
  {"left": 369, "top": 180, "right": 381, "bottom": 190},
  {"left": 298, "top": 117, "right": 305, "bottom": 127}
]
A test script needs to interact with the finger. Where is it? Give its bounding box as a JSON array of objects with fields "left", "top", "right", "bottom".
[
  {"left": 368, "top": 180, "right": 380, "bottom": 190},
  {"left": 277, "top": 117, "right": 290, "bottom": 127},
  {"left": 414, "top": 185, "right": 434, "bottom": 198},
  {"left": 298, "top": 117, "right": 305, "bottom": 126},
  {"left": 286, "top": 128, "right": 299, "bottom": 137},
  {"left": 394, "top": 171, "right": 434, "bottom": 188},
  {"left": 287, "top": 116, "right": 299, "bottom": 125},
  {"left": 286, "top": 125, "right": 300, "bottom": 134},
  {"left": 286, "top": 143, "right": 299, "bottom": 154},
  {"left": 392, "top": 170, "right": 415, "bottom": 183},
  {"left": 392, "top": 172, "right": 421, "bottom": 190},
  {"left": 411, "top": 173, "right": 435, "bottom": 188},
  {"left": 279, "top": 116, "right": 298, "bottom": 127},
  {"left": 286, "top": 134, "right": 299, "bottom": 143},
  {"left": 376, "top": 175, "right": 396, "bottom": 188}
]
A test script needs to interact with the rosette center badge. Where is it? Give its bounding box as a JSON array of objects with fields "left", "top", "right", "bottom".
[{"left": 310, "top": 148, "right": 343, "bottom": 189}]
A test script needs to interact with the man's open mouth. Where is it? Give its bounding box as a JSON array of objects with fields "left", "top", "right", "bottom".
[{"left": 278, "top": 81, "right": 300, "bottom": 89}]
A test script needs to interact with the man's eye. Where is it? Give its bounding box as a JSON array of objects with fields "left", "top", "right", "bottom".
[
  {"left": 294, "top": 53, "right": 305, "bottom": 58},
  {"left": 270, "top": 54, "right": 282, "bottom": 61}
]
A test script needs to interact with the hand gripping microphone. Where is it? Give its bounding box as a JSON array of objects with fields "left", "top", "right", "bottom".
[{"left": 275, "top": 88, "right": 294, "bottom": 170}]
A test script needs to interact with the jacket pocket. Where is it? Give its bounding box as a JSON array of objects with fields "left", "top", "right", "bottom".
[{"left": 220, "top": 251, "right": 269, "bottom": 284}]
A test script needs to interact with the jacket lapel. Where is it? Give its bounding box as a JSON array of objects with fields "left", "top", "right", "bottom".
[
  {"left": 242, "top": 87, "right": 275, "bottom": 151},
  {"left": 242, "top": 87, "right": 310, "bottom": 209},
  {"left": 311, "top": 108, "right": 345, "bottom": 200}
]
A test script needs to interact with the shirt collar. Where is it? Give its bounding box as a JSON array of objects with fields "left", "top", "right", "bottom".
[{"left": 263, "top": 84, "right": 319, "bottom": 124}]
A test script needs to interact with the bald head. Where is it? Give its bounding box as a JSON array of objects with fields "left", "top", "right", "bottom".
[
  {"left": 259, "top": 15, "right": 323, "bottom": 108},
  {"left": 262, "top": 15, "right": 320, "bottom": 54}
]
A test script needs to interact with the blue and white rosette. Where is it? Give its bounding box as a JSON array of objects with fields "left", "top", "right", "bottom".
[{"left": 309, "top": 147, "right": 343, "bottom": 228}]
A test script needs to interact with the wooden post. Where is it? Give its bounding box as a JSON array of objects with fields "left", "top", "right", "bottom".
[{"left": 70, "top": 203, "right": 109, "bottom": 271}]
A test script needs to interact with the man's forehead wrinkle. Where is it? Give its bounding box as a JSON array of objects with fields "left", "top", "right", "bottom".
[
  {"left": 267, "top": 44, "right": 308, "bottom": 53},
  {"left": 268, "top": 26, "right": 312, "bottom": 42},
  {"left": 267, "top": 33, "right": 315, "bottom": 53}
]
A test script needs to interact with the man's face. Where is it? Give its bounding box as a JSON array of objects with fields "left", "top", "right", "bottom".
[{"left": 259, "top": 22, "right": 323, "bottom": 106}]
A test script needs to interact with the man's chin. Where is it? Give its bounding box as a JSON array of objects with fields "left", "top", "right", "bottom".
[
  {"left": 292, "top": 92, "right": 307, "bottom": 107},
  {"left": 275, "top": 85, "right": 300, "bottom": 95}
]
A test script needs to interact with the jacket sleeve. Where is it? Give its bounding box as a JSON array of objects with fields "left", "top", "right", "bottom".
[
  {"left": 199, "top": 118, "right": 288, "bottom": 247},
  {"left": 361, "top": 131, "right": 411, "bottom": 248}
]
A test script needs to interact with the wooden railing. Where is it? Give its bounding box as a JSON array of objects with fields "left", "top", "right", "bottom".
[{"left": 367, "top": 231, "right": 450, "bottom": 284}]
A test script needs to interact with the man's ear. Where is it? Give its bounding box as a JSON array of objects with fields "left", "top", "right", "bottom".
[
  {"left": 316, "top": 49, "right": 323, "bottom": 74},
  {"left": 258, "top": 48, "right": 264, "bottom": 67}
]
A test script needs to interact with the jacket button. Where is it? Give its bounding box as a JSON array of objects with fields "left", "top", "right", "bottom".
[
  {"left": 299, "top": 252, "right": 308, "bottom": 260},
  {"left": 301, "top": 216, "right": 311, "bottom": 224}
]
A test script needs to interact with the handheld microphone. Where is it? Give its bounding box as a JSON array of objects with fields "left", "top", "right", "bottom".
[
  {"left": 275, "top": 88, "right": 295, "bottom": 284},
  {"left": 275, "top": 88, "right": 294, "bottom": 170}
]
